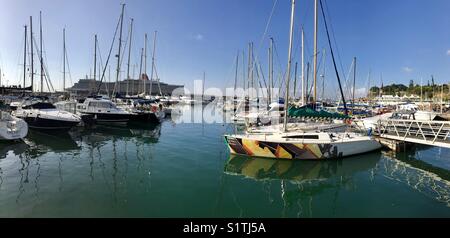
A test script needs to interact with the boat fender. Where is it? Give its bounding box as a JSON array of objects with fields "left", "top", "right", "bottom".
[{"left": 151, "top": 105, "right": 158, "bottom": 113}]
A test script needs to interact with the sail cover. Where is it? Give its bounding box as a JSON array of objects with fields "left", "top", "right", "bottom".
[{"left": 288, "top": 106, "right": 350, "bottom": 119}]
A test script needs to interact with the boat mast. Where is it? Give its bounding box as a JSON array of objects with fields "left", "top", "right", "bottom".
[
  {"left": 293, "top": 62, "right": 298, "bottom": 98},
  {"left": 115, "top": 4, "right": 125, "bottom": 97},
  {"left": 380, "top": 73, "right": 383, "bottom": 98},
  {"left": 306, "top": 62, "right": 310, "bottom": 104},
  {"left": 132, "top": 63, "right": 136, "bottom": 95},
  {"left": 441, "top": 84, "right": 444, "bottom": 114},
  {"left": 269, "top": 37, "right": 273, "bottom": 105},
  {"left": 234, "top": 50, "right": 239, "bottom": 100},
  {"left": 420, "top": 77, "right": 423, "bottom": 108},
  {"left": 139, "top": 47, "right": 143, "bottom": 94},
  {"left": 93, "top": 34, "right": 97, "bottom": 82},
  {"left": 150, "top": 31, "right": 157, "bottom": 96},
  {"left": 30, "top": 16, "right": 34, "bottom": 93},
  {"left": 144, "top": 33, "right": 148, "bottom": 95},
  {"left": 23, "top": 25, "right": 27, "bottom": 93},
  {"left": 250, "top": 42, "right": 254, "bottom": 98},
  {"left": 202, "top": 71, "right": 205, "bottom": 102},
  {"left": 126, "top": 18, "right": 134, "bottom": 96},
  {"left": 301, "top": 28, "right": 305, "bottom": 106},
  {"left": 242, "top": 50, "right": 246, "bottom": 96},
  {"left": 108, "top": 66, "right": 111, "bottom": 97},
  {"left": 313, "top": 0, "right": 318, "bottom": 105},
  {"left": 367, "top": 70, "right": 371, "bottom": 99},
  {"left": 63, "top": 28, "right": 66, "bottom": 92},
  {"left": 247, "top": 43, "right": 251, "bottom": 98},
  {"left": 39, "top": 11, "right": 44, "bottom": 93},
  {"left": 352, "top": 57, "right": 356, "bottom": 115},
  {"left": 283, "top": 0, "right": 296, "bottom": 133},
  {"left": 321, "top": 48, "right": 326, "bottom": 102}
]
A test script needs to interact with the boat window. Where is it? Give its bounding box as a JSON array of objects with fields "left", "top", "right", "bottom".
[
  {"left": 23, "top": 102, "right": 56, "bottom": 109},
  {"left": 89, "top": 101, "right": 117, "bottom": 109},
  {"left": 282, "top": 135, "right": 319, "bottom": 139}
]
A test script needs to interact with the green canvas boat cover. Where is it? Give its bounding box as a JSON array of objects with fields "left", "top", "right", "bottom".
[{"left": 288, "top": 106, "right": 350, "bottom": 119}]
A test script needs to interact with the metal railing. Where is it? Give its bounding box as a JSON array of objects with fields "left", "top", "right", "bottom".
[{"left": 375, "top": 119, "right": 450, "bottom": 148}]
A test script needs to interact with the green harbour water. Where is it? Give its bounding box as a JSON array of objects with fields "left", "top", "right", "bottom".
[{"left": 0, "top": 106, "right": 450, "bottom": 217}]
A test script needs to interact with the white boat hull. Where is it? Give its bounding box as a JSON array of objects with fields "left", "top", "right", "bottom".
[
  {"left": 0, "top": 116, "right": 28, "bottom": 140},
  {"left": 224, "top": 133, "right": 381, "bottom": 160},
  {"left": 414, "top": 111, "right": 437, "bottom": 121}
]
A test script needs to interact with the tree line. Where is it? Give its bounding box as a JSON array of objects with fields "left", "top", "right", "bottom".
[{"left": 369, "top": 79, "right": 450, "bottom": 100}]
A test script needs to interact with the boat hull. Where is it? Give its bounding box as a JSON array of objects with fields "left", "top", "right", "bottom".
[
  {"left": 84, "top": 112, "right": 131, "bottom": 124},
  {"left": 129, "top": 112, "right": 164, "bottom": 123},
  {"left": 224, "top": 135, "right": 381, "bottom": 160},
  {"left": 22, "top": 116, "right": 79, "bottom": 131},
  {"left": 0, "top": 119, "right": 28, "bottom": 140},
  {"left": 414, "top": 111, "right": 437, "bottom": 121}
]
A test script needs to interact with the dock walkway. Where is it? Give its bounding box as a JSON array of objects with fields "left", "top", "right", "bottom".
[{"left": 374, "top": 119, "right": 450, "bottom": 149}]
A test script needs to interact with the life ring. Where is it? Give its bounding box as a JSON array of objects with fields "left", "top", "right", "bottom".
[{"left": 151, "top": 105, "right": 158, "bottom": 113}]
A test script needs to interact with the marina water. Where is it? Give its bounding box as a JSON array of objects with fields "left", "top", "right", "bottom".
[{"left": 0, "top": 106, "right": 450, "bottom": 217}]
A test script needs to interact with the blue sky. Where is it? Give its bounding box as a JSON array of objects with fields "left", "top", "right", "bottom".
[{"left": 1, "top": 0, "right": 450, "bottom": 98}]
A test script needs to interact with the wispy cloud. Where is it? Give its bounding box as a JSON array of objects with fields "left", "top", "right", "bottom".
[
  {"left": 191, "top": 33, "right": 204, "bottom": 41},
  {"left": 402, "top": 67, "right": 413, "bottom": 73},
  {"left": 446, "top": 49, "right": 450, "bottom": 56}
]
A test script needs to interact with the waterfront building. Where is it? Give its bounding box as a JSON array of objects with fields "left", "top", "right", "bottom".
[{"left": 374, "top": 95, "right": 421, "bottom": 106}]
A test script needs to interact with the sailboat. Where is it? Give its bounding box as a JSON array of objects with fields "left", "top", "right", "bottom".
[
  {"left": 13, "top": 96, "right": 81, "bottom": 131},
  {"left": 414, "top": 78, "right": 437, "bottom": 121},
  {"left": 224, "top": 0, "right": 381, "bottom": 160},
  {"left": 115, "top": 19, "right": 165, "bottom": 123},
  {"left": 11, "top": 14, "right": 81, "bottom": 132}
]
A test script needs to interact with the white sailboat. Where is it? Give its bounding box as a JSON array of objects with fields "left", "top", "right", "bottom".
[
  {"left": 225, "top": 132, "right": 381, "bottom": 160},
  {"left": 224, "top": 0, "right": 381, "bottom": 160},
  {"left": 415, "top": 78, "right": 437, "bottom": 121},
  {"left": 414, "top": 110, "right": 437, "bottom": 121},
  {"left": 13, "top": 97, "right": 81, "bottom": 131}
]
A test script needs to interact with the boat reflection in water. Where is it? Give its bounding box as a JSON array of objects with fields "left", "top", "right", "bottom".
[
  {"left": 225, "top": 153, "right": 381, "bottom": 182},
  {"left": 223, "top": 146, "right": 450, "bottom": 217},
  {"left": 222, "top": 153, "right": 381, "bottom": 217},
  {"left": 0, "top": 141, "right": 29, "bottom": 160},
  {"left": 0, "top": 121, "right": 163, "bottom": 213},
  {"left": 24, "top": 130, "right": 81, "bottom": 158},
  {"left": 71, "top": 122, "right": 161, "bottom": 145}
]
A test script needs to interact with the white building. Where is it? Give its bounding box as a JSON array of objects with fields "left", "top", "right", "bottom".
[{"left": 374, "top": 95, "right": 421, "bottom": 106}]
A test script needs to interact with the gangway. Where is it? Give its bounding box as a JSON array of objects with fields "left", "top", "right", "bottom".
[{"left": 374, "top": 119, "right": 450, "bottom": 149}]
